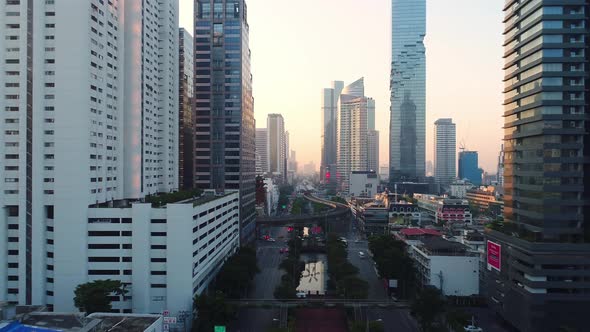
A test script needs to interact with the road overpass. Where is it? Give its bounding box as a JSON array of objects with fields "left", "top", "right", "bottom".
[{"left": 255, "top": 195, "right": 352, "bottom": 235}]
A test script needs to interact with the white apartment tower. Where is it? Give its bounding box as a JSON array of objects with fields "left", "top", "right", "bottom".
[
  {"left": 434, "top": 118, "right": 456, "bottom": 186},
  {"left": 267, "top": 114, "right": 286, "bottom": 181},
  {"left": 255, "top": 128, "right": 269, "bottom": 175},
  {"left": 337, "top": 78, "right": 373, "bottom": 194},
  {"left": 0, "top": 0, "right": 178, "bottom": 310}
]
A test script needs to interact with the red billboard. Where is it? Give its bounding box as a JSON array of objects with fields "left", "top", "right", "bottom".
[{"left": 487, "top": 240, "right": 501, "bottom": 272}]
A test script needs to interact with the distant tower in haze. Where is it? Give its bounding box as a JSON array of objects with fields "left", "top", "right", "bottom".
[
  {"left": 267, "top": 114, "right": 287, "bottom": 182},
  {"left": 434, "top": 118, "right": 456, "bottom": 186},
  {"left": 321, "top": 81, "right": 344, "bottom": 189}
]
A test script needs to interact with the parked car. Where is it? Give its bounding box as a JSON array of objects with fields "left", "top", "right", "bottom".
[
  {"left": 268, "top": 238, "right": 276, "bottom": 242},
  {"left": 296, "top": 291, "right": 307, "bottom": 299}
]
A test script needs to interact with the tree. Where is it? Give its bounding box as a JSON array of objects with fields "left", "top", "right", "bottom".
[
  {"left": 368, "top": 235, "right": 416, "bottom": 298},
  {"left": 215, "top": 247, "right": 260, "bottom": 298},
  {"left": 193, "top": 291, "right": 235, "bottom": 332},
  {"left": 73, "top": 280, "right": 127, "bottom": 314},
  {"left": 411, "top": 286, "right": 446, "bottom": 332}
]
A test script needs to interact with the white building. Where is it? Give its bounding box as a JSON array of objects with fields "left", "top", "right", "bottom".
[
  {"left": 255, "top": 128, "right": 269, "bottom": 175},
  {"left": 267, "top": 114, "right": 286, "bottom": 181},
  {"left": 263, "top": 178, "right": 278, "bottom": 216},
  {"left": 449, "top": 180, "right": 473, "bottom": 199},
  {"left": 410, "top": 237, "right": 479, "bottom": 296},
  {"left": 434, "top": 119, "right": 456, "bottom": 186},
  {"left": 1, "top": 0, "right": 179, "bottom": 310},
  {"left": 337, "top": 78, "right": 373, "bottom": 194},
  {"left": 349, "top": 171, "right": 380, "bottom": 198},
  {"left": 81, "top": 191, "right": 239, "bottom": 316}
]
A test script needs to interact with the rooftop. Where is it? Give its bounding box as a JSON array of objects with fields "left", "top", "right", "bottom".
[
  {"left": 3, "top": 312, "right": 162, "bottom": 332},
  {"left": 400, "top": 228, "right": 442, "bottom": 237},
  {"left": 417, "top": 237, "right": 474, "bottom": 256}
]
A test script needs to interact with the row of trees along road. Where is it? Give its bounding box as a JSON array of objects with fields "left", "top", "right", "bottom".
[
  {"left": 274, "top": 234, "right": 305, "bottom": 299},
  {"left": 368, "top": 235, "right": 416, "bottom": 299},
  {"left": 326, "top": 234, "right": 368, "bottom": 299}
]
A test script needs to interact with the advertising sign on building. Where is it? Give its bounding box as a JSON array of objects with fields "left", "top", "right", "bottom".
[{"left": 487, "top": 240, "right": 501, "bottom": 272}]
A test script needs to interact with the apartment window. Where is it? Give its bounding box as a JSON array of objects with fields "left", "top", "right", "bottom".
[
  {"left": 88, "top": 257, "right": 119, "bottom": 262},
  {"left": 88, "top": 270, "right": 120, "bottom": 275},
  {"left": 88, "top": 244, "right": 119, "bottom": 249}
]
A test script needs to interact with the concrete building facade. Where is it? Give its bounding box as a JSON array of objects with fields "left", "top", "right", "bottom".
[{"left": 0, "top": 0, "right": 179, "bottom": 308}]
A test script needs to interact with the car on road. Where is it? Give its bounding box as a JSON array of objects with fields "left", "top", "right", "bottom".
[
  {"left": 267, "top": 238, "right": 276, "bottom": 242},
  {"left": 296, "top": 291, "right": 307, "bottom": 299},
  {"left": 359, "top": 251, "right": 365, "bottom": 259}
]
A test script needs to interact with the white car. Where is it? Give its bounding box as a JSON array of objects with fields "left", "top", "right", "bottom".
[
  {"left": 296, "top": 291, "right": 307, "bottom": 299},
  {"left": 267, "top": 238, "right": 276, "bottom": 242}
]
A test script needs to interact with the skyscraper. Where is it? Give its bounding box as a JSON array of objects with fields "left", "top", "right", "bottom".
[
  {"left": 434, "top": 119, "right": 456, "bottom": 186},
  {"left": 337, "top": 78, "right": 372, "bottom": 194},
  {"left": 179, "top": 28, "right": 195, "bottom": 190},
  {"left": 486, "top": 2, "right": 590, "bottom": 331},
  {"left": 458, "top": 151, "right": 482, "bottom": 186},
  {"left": 255, "top": 128, "right": 269, "bottom": 175},
  {"left": 321, "top": 81, "right": 344, "bottom": 186},
  {"left": 194, "top": 0, "right": 256, "bottom": 244},
  {"left": 0, "top": 0, "right": 178, "bottom": 309},
  {"left": 389, "top": 0, "right": 426, "bottom": 182},
  {"left": 496, "top": 144, "right": 504, "bottom": 187},
  {"left": 368, "top": 130, "right": 380, "bottom": 172},
  {"left": 267, "top": 114, "right": 287, "bottom": 182}
]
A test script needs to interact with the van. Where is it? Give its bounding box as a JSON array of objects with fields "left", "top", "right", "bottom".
[{"left": 359, "top": 251, "right": 365, "bottom": 259}]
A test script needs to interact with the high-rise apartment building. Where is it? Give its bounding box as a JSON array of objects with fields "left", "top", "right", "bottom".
[
  {"left": 255, "top": 128, "right": 269, "bottom": 175},
  {"left": 458, "top": 151, "right": 482, "bottom": 186},
  {"left": 0, "top": 0, "right": 178, "bottom": 310},
  {"left": 267, "top": 114, "right": 287, "bottom": 182},
  {"left": 486, "top": 2, "right": 590, "bottom": 331},
  {"left": 368, "top": 130, "right": 380, "bottom": 173},
  {"left": 390, "top": 0, "right": 426, "bottom": 182},
  {"left": 434, "top": 118, "right": 456, "bottom": 186},
  {"left": 337, "top": 78, "right": 372, "bottom": 194},
  {"left": 179, "top": 28, "right": 194, "bottom": 190},
  {"left": 497, "top": 144, "right": 505, "bottom": 187},
  {"left": 321, "top": 81, "right": 344, "bottom": 186},
  {"left": 194, "top": 0, "right": 256, "bottom": 244}
]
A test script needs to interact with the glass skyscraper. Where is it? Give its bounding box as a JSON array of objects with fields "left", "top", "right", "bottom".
[
  {"left": 458, "top": 151, "right": 482, "bottom": 186},
  {"left": 194, "top": 0, "right": 256, "bottom": 244},
  {"left": 389, "top": 0, "right": 426, "bottom": 182},
  {"left": 486, "top": 1, "right": 590, "bottom": 331}
]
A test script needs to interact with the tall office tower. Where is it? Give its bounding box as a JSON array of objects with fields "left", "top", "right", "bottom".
[
  {"left": 255, "top": 128, "right": 269, "bottom": 175},
  {"left": 337, "top": 78, "right": 371, "bottom": 194},
  {"left": 0, "top": 0, "right": 178, "bottom": 310},
  {"left": 366, "top": 99, "right": 379, "bottom": 173},
  {"left": 389, "top": 0, "right": 426, "bottom": 182},
  {"left": 285, "top": 130, "right": 290, "bottom": 176},
  {"left": 434, "top": 119, "right": 456, "bottom": 186},
  {"left": 486, "top": 2, "right": 590, "bottom": 331},
  {"left": 288, "top": 150, "right": 298, "bottom": 173},
  {"left": 179, "top": 28, "right": 195, "bottom": 190},
  {"left": 368, "top": 130, "right": 380, "bottom": 172},
  {"left": 194, "top": 0, "right": 256, "bottom": 244},
  {"left": 267, "top": 114, "right": 286, "bottom": 182},
  {"left": 497, "top": 144, "right": 505, "bottom": 187},
  {"left": 458, "top": 151, "right": 482, "bottom": 186},
  {"left": 321, "top": 81, "right": 344, "bottom": 186}
]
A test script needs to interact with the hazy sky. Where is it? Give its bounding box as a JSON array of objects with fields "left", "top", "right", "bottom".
[{"left": 179, "top": 0, "right": 505, "bottom": 173}]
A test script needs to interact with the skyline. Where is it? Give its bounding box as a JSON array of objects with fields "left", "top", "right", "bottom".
[{"left": 179, "top": 0, "right": 504, "bottom": 173}]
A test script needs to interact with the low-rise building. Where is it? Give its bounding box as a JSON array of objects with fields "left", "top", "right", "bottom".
[
  {"left": 0, "top": 312, "right": 164, "bottom": 332},
  {"left": 466, "top": 186, "right": 503, "bottom": 217},
  {"left": 448, "top": 180, "right": 473, "bottom": 198},
  {"left": 389, "top": 202, "right": 422, "bottom": 227},
  {"left": 410, "top": 237, "right": 479, "bottom": 296},
  {"left": 415, "top": 194, "right": 472, "bottom": 225},
  {"left": 349, "top": 171, "right": 380, "bottom": 198},
  {"left": 49, "top": 190, "right": 240, "bottom": 320},
  {"left": 393, "top": 228, "right": 442, "bottom": 246},
  {"left": 357, "top": 202, "right": 389, "bottom": 236}
]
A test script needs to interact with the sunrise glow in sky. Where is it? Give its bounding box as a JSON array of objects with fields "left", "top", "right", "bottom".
[{"left": 180, "top": 0, "right": 505, "bottom": 173}]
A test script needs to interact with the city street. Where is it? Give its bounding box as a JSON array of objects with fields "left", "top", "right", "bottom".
[{"left": 366, "top": 308, "right": 419, "bottom": 332}]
